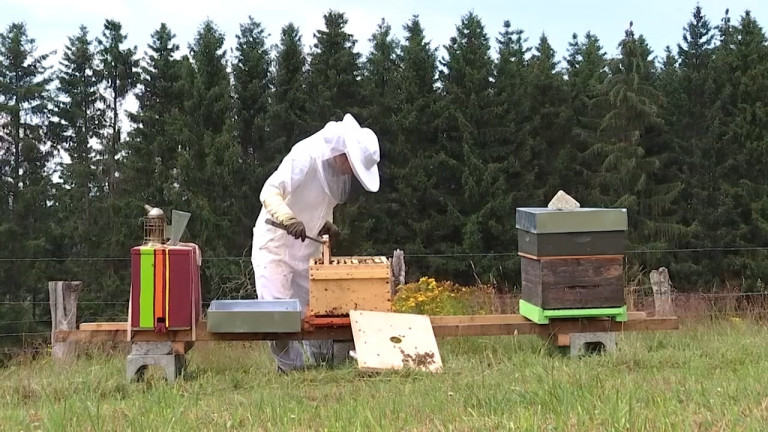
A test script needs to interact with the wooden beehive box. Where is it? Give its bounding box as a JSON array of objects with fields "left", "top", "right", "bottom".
[
  {"left": 129, "top": 244, "right": 203, "bottom": 331},
  {"left": 516, "top": 207, "right": 628, "bottom": 311},
  {"left": 519, "top": 254, "right": 625, "bottom": 309},
  {"left": 309, "top": 253, "right": 392, "bottom": 317}
]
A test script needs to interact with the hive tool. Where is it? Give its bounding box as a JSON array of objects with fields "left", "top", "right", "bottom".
[{"left": 265, "top": 219, "right": 325, "bottom": 244}]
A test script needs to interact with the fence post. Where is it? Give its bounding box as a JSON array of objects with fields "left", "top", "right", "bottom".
[
  {"left": 49, "top": 281, "right": 82, "bottom": 361},
  {"left": 650, "top": 267, "right": 674, "bottom": 317},
  {"left": 391, "top": 249, "right": 405, "bottom": 297}
]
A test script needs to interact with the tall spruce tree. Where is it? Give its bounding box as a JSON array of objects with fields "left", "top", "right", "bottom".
[
  {"left": 231, "top": 16, "right": 272, "bottom": 244},
  {"left": 678, "top": 5, "right": 716, "bottom": 137},
  {"left": 123, "top": 23, "right": 183, "bottom": 210},
  {"left": 51, "top": 24, "right": 105, "bottom": 292},
  {"left": 303, "top": 10, "right": 365, "bottom": 257},
  {"left": 675, "top": 5, "right": 716, "bottom": 249},
  {"left": 524, "top": 34, "right": 573, "bottom": 202},
  {"left": 697, "top": 9, "right": 744, "bottom": 285},
  {"left": 564, "top": 32, "right": 609, "bottom": 201},
  {"left": 590, "top": 24, "right": 687, "bottom": 268},
  {"left": 93, "top": 19, "right": 139, "bottom": 285},
  {"left": 177, "top": 20, "right": 243, "bottom": 297},
  {"left": 435, "top": 12, "right": 495, "bottom": 283},
  {"left": 388, "top": 16, "right": 442, "bottom": 277},
  {"left": 95, "top": 19, "right": 138, "bottom": 196},
  {"left": 338, "top": 18, "right": 401, "bottom": 255},
  {"left": 487, "top": 22, "right": 534, "bottom": 288},
  {"left": 655, "top": 45, "right": 698, "bottom": 266},
  {"left": 267, "top": 22, "right": 309, "bottom": 170},
  {"left": 233, "top": 16, "right": 271, "bottom": 161},
  {"left": 178, "top": 19, "right": 232, "bottom": 224},
  {"left": 704, "top": 10, "right": 768, "bottom": 287},
  {"left": 305, "top": 10, "right": 362, "bottom": 130},
  {"left": 0, "top": 22, "right": 55, "bottom": 326}
]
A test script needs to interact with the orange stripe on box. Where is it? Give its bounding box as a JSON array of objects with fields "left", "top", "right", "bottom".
[{"left": 154, "top": 249, "right": 165, "bottom": 319}]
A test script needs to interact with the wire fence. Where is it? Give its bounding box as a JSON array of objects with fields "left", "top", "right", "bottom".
[
  {"left": 2, "top": 246, "right": 768, "bottom": 359},
  {"left": 0, "top": 291, "right": 765, "bottom": 330},
  {"left": 1, "top": 245, "right": 768, "bottom": 262},
  {"left": 3, "top": 245, "right": 766, "bottom": 294}
]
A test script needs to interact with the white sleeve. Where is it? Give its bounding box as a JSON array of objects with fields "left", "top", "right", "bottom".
[{"left": 259, "top": 150, "right": 312, "bottom": 225}]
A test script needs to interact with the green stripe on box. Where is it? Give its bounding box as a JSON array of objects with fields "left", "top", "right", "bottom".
[{"left": 139, "top": 248, "right": 155, "bottom": 328}]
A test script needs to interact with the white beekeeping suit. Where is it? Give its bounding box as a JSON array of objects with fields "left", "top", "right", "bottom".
[{"left": 251, "top": 113, "right": 381, "bottom": 372}]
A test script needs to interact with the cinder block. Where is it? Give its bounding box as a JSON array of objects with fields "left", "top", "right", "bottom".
[
  {"left": 569, "top": 332, "right": 616, "bottom": 357},
  {"left": 130, "top": 341, "right": 173, "bottom": 355},
  {"left": 127, "top": 353, "right": 185, "bottom": 382},
  {"left": 332, "top": 340, "right": 355, "bottom": 367}
]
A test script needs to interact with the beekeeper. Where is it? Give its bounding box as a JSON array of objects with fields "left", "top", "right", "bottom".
[{"left": 251, "top": 113, "right": 381, "bottom": 373}]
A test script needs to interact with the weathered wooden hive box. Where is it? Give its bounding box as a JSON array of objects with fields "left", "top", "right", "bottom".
[
  {"left": 308, "top": 256, "right": 392, "bottom": 317},
  {"left": 516, "top": 207, "right": 628, "bottom": 323}
]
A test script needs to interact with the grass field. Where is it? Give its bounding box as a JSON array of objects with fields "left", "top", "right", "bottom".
[{"left": 1, "top": 318, "right": 767, "bottom": 431}]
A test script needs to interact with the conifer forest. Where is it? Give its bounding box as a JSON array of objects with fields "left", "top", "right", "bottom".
[{"left": 1, "top": 5, "right": 768, "bottom": 343}]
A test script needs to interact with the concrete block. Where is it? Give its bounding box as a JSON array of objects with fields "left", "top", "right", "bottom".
[
  {"left": 127, "top": 353, "right": 185, "bottom": 382},
  {"left": 569, "top": 332, "right": 616, "bottom": 357},
  {"left": 332, "top": 340, "right": 355, "bottom": 367},
  {"left": 130, "top": 341, "right": 173, "bottom": 355}
]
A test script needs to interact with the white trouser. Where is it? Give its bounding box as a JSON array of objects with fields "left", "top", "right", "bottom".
[{"left": 251, "top": 250, "right": 332, "bottom": 371}]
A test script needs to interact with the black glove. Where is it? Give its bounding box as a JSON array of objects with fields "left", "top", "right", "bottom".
[
  {"left": 318, "top": 220, "right": 341, "bottom": 241},
  {"left": 285, "top": 219, "right": 307, "bottom": 242}
]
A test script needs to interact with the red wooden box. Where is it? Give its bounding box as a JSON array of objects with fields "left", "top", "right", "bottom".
[{"left": 129, "top": 244, "right": 203, "bottom": 331}]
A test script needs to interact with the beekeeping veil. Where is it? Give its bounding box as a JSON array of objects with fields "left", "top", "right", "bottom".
[{"left": 314, "top": 113, "right": 380, "bottom": 203}]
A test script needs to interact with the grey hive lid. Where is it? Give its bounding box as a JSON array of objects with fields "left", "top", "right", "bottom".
[{"left": 515, "top": 207, "right": 628, "bottom": 234}]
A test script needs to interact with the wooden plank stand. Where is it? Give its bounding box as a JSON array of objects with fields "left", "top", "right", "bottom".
[{"left": 516, "top": 205, "right": 629, "bottom": 325}]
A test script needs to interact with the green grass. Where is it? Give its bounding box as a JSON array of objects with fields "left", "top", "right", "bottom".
[{"left": 2, "top": 319, "right": 768, "bottom": 431}]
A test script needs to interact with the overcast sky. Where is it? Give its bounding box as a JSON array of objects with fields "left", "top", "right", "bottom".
[{"left": 4, "top": 0, "right": 768, "bottom": 69}]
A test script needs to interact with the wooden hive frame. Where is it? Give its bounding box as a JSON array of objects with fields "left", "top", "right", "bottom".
[{"left": 308, "top": 237, "right": 392, "bottom": 317}]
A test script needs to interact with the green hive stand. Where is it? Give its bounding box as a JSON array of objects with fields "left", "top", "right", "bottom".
[{"left": 519, "top": 299, "right": 628, "bottom": 325}]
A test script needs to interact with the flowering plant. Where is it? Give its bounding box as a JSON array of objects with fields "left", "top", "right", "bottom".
[{"left": 392, "top": 277, "right": 494, "bottom": 316}]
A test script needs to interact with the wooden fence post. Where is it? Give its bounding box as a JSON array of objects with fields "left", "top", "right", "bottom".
[
  {"left": 49, "top": 281, "right": 82, "bottom": 361},
  {"left": 650, "top": 267, "right": 674, "bottom": 317},
  {"left": 391, "top": 249, "right": 405, "bottom": 297}
]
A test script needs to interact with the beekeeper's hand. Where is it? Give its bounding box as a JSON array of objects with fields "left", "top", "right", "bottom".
[
  {"left": 319, "top": 220, "right": 340, "bottom": 241},
  {"left": 284, "top": 217, "right": 307, "bottom": 242}
]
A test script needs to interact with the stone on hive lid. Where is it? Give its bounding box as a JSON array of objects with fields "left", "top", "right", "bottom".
[{"left": 547, "top": 190, "right": 580, "bottom": 210}]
